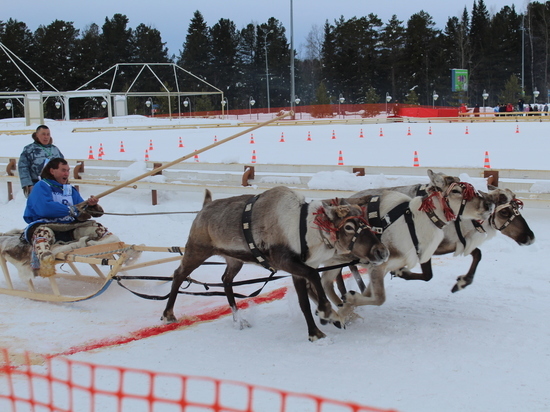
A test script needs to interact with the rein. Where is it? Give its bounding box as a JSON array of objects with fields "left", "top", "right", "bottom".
[
  {"left": 102, "top": 211, "right": 200, "bottom": 216},
  {"left": 112, "top": 259, "right": 359, "bottom": 301}
]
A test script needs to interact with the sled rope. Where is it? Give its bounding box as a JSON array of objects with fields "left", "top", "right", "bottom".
[{"left": 102, "top": 211, "right": 200, "bottom": 216}]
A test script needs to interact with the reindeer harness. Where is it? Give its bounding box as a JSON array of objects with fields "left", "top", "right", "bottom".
[
  {"left": 242, "top": 195, "right": 368, "bottom": 272},
  {"left": 366, "top": 182, "right": 477, "bottom": 253}
]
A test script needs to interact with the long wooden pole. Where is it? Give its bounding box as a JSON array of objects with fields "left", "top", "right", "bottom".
[{"left": 87, "top": 111, "right": 293, "bottom": 201}]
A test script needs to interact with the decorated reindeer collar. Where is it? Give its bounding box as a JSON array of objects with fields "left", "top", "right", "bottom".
[{"left": 419, "top": 182, "right": 477, "bottom": 229}]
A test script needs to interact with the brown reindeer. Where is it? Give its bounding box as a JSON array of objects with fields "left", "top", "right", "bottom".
[{"left": 161, "top": 186, "right": 389, "bottom": 341}]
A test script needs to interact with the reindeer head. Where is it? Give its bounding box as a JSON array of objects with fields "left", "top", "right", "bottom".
[
  {"left": 316, "top": 198, "right": 389, "bottom": 265},
  {"left": 487, "top": 188, "right": 535, "bottom": 245},
  {"left": 423, "top": 170, "right": 493, "bottom": 222}
]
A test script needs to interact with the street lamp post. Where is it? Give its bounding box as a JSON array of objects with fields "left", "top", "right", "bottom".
[
  {"left": 534, "top": 87, "right": 540, "bottom": 106},
  {"left": 54, "top": 98, "right": 64, "bottom": 120},
  {"left": 482, "top": 89, "right": 489, "bottom": 112},
  {"left": 5, "top": 99, "right": 13, "bottom": 118},
  {"left": 248, "top": 96, "right": 255, "bottom": 119},
  {"left": 338, "top": 94, "right": 345, "bottom": 119},
  {"left": 385, "top": 92, "right": 392, "bottom": 116},
  {"left": 264, "top": 29, "right": 274, "bottom": 114},
  {"left": 183, "top": 98, "right": 191, "bottom": 117},
  {"left": 295, "top": 97, "right": 301, "bottom": 119},
  {"left": 221, "top": 97, "right": 228, "bottom": 120},
  {"left": 432, "top": 91, "right": 439, "bottom": 108},
  {"left": 145, "top": 98, "right": 154, "bottom": 117}
]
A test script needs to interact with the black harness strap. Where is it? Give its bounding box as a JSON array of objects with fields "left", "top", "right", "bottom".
[
  {"left": 300, "top": 202, "right": 309, "bottom": 262},
  {"left": 242, "top": 195, "right": 276, "bottom": 274},
  {"left": 367, "top": 196, "right": 410, "bottom": 235},
  {"left": 404, "top": 208, "right": 420, "bottom": 253}
]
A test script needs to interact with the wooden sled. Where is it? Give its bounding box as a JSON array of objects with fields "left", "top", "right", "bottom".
[{"left": 0, "top": 242, "right": 185, "bottom": 302}]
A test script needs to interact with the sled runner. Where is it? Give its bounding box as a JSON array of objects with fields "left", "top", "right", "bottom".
[{"left": 0, "top": 241, "right": 186, "bottom": 302}]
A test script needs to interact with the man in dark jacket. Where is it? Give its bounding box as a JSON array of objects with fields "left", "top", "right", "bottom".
[{"left": 18, "top": 125, "right": 64, "bottom": 197}]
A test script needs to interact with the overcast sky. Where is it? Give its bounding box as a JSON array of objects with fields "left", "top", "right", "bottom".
[{"left": 4, "top": 0, "right": 527, "bottom": 58}]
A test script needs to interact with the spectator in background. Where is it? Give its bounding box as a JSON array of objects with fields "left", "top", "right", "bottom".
[
  {"left": 518, "top": 98, "right": 524, "bottom": 112},
  {"left": 473, "top": 104, "right": 480, "bottom": 117},
  {"left": 18, "top": 125, "right": 64, "bottom": 198},
  {"left": 506, "top": 103, "right": 514, "bottom": 114}
]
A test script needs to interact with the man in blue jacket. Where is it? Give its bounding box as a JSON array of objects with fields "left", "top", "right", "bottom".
[{"left": 23, "top": 158, "right": 111, "bottom": 277}]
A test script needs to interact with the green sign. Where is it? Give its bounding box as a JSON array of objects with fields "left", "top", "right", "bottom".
[{"left": 452, "top": 69, "right": 468, "bottom": 92}]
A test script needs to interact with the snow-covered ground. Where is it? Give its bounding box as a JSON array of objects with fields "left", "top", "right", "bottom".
[{"left": 0, "top": 115, "right": 549, "bottom": 412}]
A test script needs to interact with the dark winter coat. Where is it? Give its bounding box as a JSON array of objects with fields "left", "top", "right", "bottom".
[{"left": 18, "top": 135, "right": 64, "bottom": 188}]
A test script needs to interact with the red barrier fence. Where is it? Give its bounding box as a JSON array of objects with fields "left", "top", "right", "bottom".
[
  {"left": 168, "top": 103, "right": 459, "bottom": 120},
  {"left": 0, "top": 349, "right": 398, "bottom": 412}
]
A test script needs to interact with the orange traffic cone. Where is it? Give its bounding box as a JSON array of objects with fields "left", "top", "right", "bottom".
[
  {"left": 413, "top": 151, "right": 420, "bottom": 167},
  {"left": 214, "top": 135, "right": 217, "bottom": 142},
  {"left": 428, "top": 126, "right": 432, "bottom": 135},
  {"left": 250, "top": 134, "right": 255, "bottom": 144},
  {"left": 149, "top": 139, "right": 154, "bottom": 151},
  {"left": 515, "top": 125, "right": 520, "bottom": 133},
  {"left": 331, "top": 130, "right": 336, "bottom": 139},
  {"left": 144, "top": 149, "right": 149, "bottom": 161},
  {"left": 251, "top": 149, "right": 257, "bottom": 164},
  {"left": 465, "top": 126, "right": 470, "bottom": 134},
  {"left": 484, "top": 151, "right": 491, "bottom": 168},
  {"left": 379, "top": 128, "right": 384, "bottom": 137},
  {"left": 98, "top": 150, "right": 103, "bottom": 161},
  {"left": 279, "top": 132, "right": 285, "bottom": 142},
  {"left": 119, "top": 141, "right": 125, "bottom": 153},
  {"left": 194, "top": 150, "right": 199, "bottom": 162},
  {"left": 359, "top": 129, "right": 364, "bottom": 138},
  {"left": 307, "top": 131, "right": 312, "bottom": 141},
  {"left": 178, "top": 137, "right": 184, "bottom": 148},
  {"left": 88, "top": 146, "right": 94, "bottom": 160},
  {"left": 337, "top": 150, "right": 344, "bottom": 166},
  {"left": 99, "top": 143, "right": 105, "bottom": 156},
  {"left": 407, "top": 127, "right": 412, "bottom": 136}
]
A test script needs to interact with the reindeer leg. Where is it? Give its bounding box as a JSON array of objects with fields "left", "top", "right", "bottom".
[
  {"left": 161, "top": 246, "right": 211, "bottom": 323},
  {"left": 292, "top": 276, "right": 326, "bottom": 342},
  {"left": 392, "top": 259, "right": 434, "bottom": 281},
  {"left": 281, "top": 257, "right": 343, "bottom": 339},
  {"left": 343, "top": 265, "right": 387, "bottom": 307},
  {"left": 452, "top": 248, "right": 481, "bottom": 293},
  {"left": 222, "top": 259, "right": 250, "bottom": 329}
]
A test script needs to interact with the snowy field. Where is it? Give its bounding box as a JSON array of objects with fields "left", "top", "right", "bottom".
[{"left": 0, "top": 115, "right": 549, "bottom": 412}]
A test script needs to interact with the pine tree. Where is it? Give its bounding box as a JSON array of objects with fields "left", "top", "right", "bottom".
[
  {"left": 403, "top": 11, "right": 441, "bottom": 105},
  {"left": 33, "top": 20, "right": 80, "bottom": 91},
  {"left": 0, "top": 19, "right": 34, "bottom": 93},
  {"left": 178, "top": 10, "right": 212, "bottom": 91},
  {"left": 379, "top": 15, "right": 406, "bottom": 101}
]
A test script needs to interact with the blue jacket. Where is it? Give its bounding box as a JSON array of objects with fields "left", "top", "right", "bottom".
[
  {"left": 18, "top": 141, "right": 64, "bottom": 187},
  {"left": 23, "top": 179, "right": 84, "bottom": 241}
]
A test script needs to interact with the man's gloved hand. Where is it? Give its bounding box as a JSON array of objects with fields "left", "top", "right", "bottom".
[{"left": 74, "top": 203, "right": 104, "bottom": 221}]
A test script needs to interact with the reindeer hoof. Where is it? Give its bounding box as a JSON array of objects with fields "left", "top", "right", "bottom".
[
  {"left": 452, "top": 276, "right": 469, "bottom": 293},
  {"left": 308, "top": 330, "right": 326, "bottom": 342},
  {"left": 161, "top": 312, "right": 177, "bottom": 324},
  {"left": 333, "top": 320, "right": 343, "bottom": 329},
  {"left": 320, "top": 319, "right": 328, "bottom": 325}
]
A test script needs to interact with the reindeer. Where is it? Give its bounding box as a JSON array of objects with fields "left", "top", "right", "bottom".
[
  {"left": 315, "top": 170, "right": 493, "bottom": 317},
  {"left": 160, "top": 186, "right": 389, "bottom": 341},
  {"left": 391, "top": 186, "right": 534, "bottom": 292}
]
